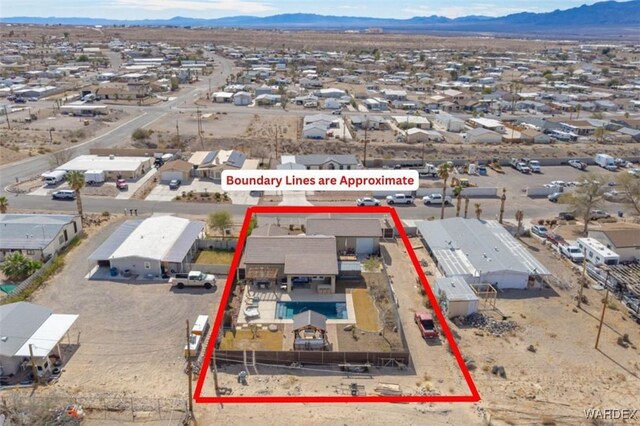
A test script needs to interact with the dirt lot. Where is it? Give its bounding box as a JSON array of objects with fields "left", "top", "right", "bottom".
[
  {"left": 0, "top": 109, "right": 130, "bottom": 166},
  {"left": 25, "top": 216, "right": 223, "bottom": 400}
]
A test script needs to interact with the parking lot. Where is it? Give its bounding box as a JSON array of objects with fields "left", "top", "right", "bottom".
[{"left": 30, "top": 218, "right": 224, "bottom": 398}]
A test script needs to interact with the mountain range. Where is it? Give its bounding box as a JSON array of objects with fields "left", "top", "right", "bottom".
[{"left": 2, "top": 0, "right": 639, "bottom": 35}]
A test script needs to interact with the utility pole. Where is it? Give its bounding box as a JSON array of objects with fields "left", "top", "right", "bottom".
[
  {"left": 464, "top": 196, "right": 470, "bottom": 219},
  {"left": 175, "top": 120, "right": 180, "bottom": 147},
  {"left": 196, "top": 108, "right": 204, "bottom": 150},
  {"left": 4, "top": 107, "right": 10, "bottom": 130},
  {"left": 363, "top": 115, "right": 369, "bottom": 169},
  {"left": 275, "top": 125, "right": 279, "bottom": 160},
  {"left": 421, "top": 142, "right": 425, "bottom": 165},
  {"left": 185, "top": 320, "right": 194, "bottom": 416},
  {"left": 29, "top": 344, "right": 38, "bottom": 389},
  {"left": 595, "top": 267, "right": 611, "bottom": 350},
  {"left": 577, "top": 257, "right": 587, "bottom": 308}
]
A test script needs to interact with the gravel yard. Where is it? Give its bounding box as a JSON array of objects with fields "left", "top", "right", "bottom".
[{"left": 29, "top": 216, "right": 223, "bottom": 399}]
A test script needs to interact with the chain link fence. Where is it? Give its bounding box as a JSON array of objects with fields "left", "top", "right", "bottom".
[{"left": 1, "top": 394, "right": 189, "bottom": 425}]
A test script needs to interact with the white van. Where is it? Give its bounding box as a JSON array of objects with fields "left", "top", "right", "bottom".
[{"left": 41, "top": 170, "right": 67, "bottom": 186}]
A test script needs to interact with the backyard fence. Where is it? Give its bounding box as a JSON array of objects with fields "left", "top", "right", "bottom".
[
  {"left": 197, "top": 239, "right": 238, "bottom": 251},
  {"left": 5, "top": 254, "right": 57, "bottom": 299},
  {"left": 214, "top": 350, "right": 410, "bottom": 367},
  {"left": 184, "top": 263, "right": 230, "bottom": 275},
  {"left": 0, "top": 394, "right": 188, "bottom": 424}
]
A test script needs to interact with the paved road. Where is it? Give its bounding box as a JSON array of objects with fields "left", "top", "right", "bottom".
[{"left": 0, "top": 54, "right": 234, "bottom": 193}]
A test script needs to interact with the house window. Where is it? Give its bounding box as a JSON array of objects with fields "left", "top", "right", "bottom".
[
  {"left": 144, "top": 262, "right": 151, "bottom": 270},
  {"left": 73, "top": 222, "right": 78, "bottom": 233},
  {"left": 26, "top": 250, "right": 35, "bottom": 255}
]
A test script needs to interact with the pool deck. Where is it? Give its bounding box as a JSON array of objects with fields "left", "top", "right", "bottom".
[{"left": 237, "top": 286, "right": 355, "bottom": 327}]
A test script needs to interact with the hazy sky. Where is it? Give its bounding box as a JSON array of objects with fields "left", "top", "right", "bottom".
[{"left": 2, "top": 0, "right": 604, "bottom": 19}]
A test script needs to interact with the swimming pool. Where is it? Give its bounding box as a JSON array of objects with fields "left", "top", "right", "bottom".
[{"left": 275, "top": 301, "right": 348, "bottom": 320}]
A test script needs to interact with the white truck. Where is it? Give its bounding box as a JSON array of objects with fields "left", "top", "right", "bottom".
[
  {"left": 41, "top": 170, "right": 66, "bottom": 186},
  {"left": 170, "top": 271, "right": 216, "bottom": 289},
  {"left": 559, "top": 244, "right": 585, "bottom": 264},
  {"left": 386, "top": 194, "right": 414, "bottom": 205},
  {"left": 527, "top": 160, "right": 541, "bottom": 173},
  {"left": 594, "top": 153, "right": 617, "bottom": 171},
  {"left": 84, "top": 170, "right": 105, "bottom": 185},
  {"left": 415, "top": 164, "right": 438, "bottom": 178}
]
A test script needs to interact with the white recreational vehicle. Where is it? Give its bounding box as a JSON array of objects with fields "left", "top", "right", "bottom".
[{"left": 576, "top": 237, "right": 620, "bottom": 266}]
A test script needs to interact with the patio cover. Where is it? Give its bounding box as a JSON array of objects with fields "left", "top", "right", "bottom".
[
  {"left": 246, "top": 266, "right": 279, "bottom": 280},
  {"left": 15, "top": 314, "right": 79, "bottom": 358}
]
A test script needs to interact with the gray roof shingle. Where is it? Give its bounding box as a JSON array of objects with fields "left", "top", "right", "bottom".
[{"left": 306, "top": 218, "right": 381, "bottom": 238}]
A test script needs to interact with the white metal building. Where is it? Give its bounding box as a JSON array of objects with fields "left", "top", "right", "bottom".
[
  {"left": 417, "top": 218, "right": 550, "bottom": 289},
  {"left": 56, "top": 155, "right": 153, "bottom": 180},
  {"left": 88, "top": 216, "right": 205, "bottom": 277}
]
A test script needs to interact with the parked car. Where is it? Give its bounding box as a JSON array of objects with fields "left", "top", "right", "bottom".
[
  {"left": 356, "top": 197, "right": 380, "bottom": 206},
  {"left": 590, "top": 209, "right": 610, "bottom": 220},
  {"left": 116, "top": 179, "right": 128, "bottom": 190},
  {"left": 331, "top": 109, "right": 343, "bottom": 115},
  {"left": 14, "top": 97, "right": 26, "bottom": 104},
  {"left": 414, "top": 312, "right": 438, "bottom": 339},
  {"left": 385, "top": 194, "right": 414, "bottom": 205},
  {"left": 422, "top": 193, "right": 452, "bottom": 205},
  {"left": 51, "top": 190, "right": 76, "bottom": 200},
  {"left": 531, "top": 225, "right": 548, "bottom": 238},
  {"left": 169, "top": 179, "right": 181, "bottom": 190},
  {"left": 547, "top": 192, "right": 563, "bottom": 202},
  {"left": 568, "top": 159, "right": 587, "bottom": 170},
  {"left": 558, "top": 212, "right": 576, "bottom": 221}
]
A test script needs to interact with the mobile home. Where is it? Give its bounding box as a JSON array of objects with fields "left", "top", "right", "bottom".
[{"left": 576, "top": 237, "right": 620, "bottom": 266}]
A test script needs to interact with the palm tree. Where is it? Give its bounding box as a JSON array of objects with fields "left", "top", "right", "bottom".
[
  {"left": 66, "top": 171, "right": 85, "bottom": 218},
  {"left": 474, "top": 203, "right": 483, "bottom": 220},
  {"left": 437, "top": 163, "right": 452, "bottom": 220},
  {"left": 0, "top": 196, "right": 8, "bottom": 213}
]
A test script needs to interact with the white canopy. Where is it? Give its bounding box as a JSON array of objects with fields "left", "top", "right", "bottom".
[{"left": 15, "top": 314, "right": 78, "bottom": 357}]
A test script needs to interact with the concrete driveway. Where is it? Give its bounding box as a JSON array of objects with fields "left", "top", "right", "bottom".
[
  {"left": 280, "top": 190, "right": 312, "bottom": 206},
  {"left": 146, "top": 177, "right": 259, "bottom": 205},
  {"left": 115, "top": 169, "right": 157, "bottom": 200}
]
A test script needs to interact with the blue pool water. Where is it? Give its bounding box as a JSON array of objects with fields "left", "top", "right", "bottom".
[{"left": 275, "top": 301, "right": 348, "bottom": 320}]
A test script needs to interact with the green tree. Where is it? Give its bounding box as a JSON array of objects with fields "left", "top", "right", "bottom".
[
  {"left": 66, "top": 170, "right": 85, "bottom": 218},
  {"left": 567, "top": 174, "right": 605, "bottom": 235},
  {"left": 208, "top": 211, "right": 233, "bottom": 238},
  {"left": 0, "top": 195, "right": 8, "bottom": 213},
  {"left": 77, "top": 54, "right": 89, "bottom": 62},
  {"left": 616, "top": 172, "right": 640, "bottom": 215},
  {"left": 437, "top": 163, "right": 452, "bottom": 220},
  {"left": 170, "top": 77, "right": 179, "bottom": 91},
  {"left": 132, "top": 128, "right": 151, "bottom": 140},
  {"left": 0, "top": 252, "right": 42, "bottom": 281}
]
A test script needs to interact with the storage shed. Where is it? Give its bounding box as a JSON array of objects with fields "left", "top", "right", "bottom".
[{"left": 435, "top": 276, "right": 479, "bottom": 318}]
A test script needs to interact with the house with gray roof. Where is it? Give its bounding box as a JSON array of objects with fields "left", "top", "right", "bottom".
[
  {"left": 416, "top": 218, "right": 550, "bottom": 289},
  {"left": 88, "top": 216, "right": 204, "bottom": 278},
  {"left": 240, "top": 235, "right": 339, "bottom": 293},
  {"left": 0, "top": 302, "right": 78, "bottom": 378},
  {"left": 286, "top": 154, "right": 360, "bottom": 170},
  {"left": 0, "top": 214, "right": 82, "bottom": 262},
  {"left": 306, "top": 218, "right": 381, "bottom": 255}
]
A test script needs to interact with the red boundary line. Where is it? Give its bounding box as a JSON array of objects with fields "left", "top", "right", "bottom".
[{"left": 194, "top": 205, "right": 480, "bottom": 403}]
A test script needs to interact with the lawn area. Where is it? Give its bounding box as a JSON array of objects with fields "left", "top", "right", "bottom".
[
  {"left": 195, "top": 250, "right": 235, "bottom": 265},
  {"left": 352, "top": 288, "right": 381, "bottom": 332},
  {"left": 219, "top": 329, "right": 283, "bottom": 351}
]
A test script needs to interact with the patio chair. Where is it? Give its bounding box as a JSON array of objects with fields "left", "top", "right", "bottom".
[{"left": 244, "top": 307, "right": 260, "bottom": 319}]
